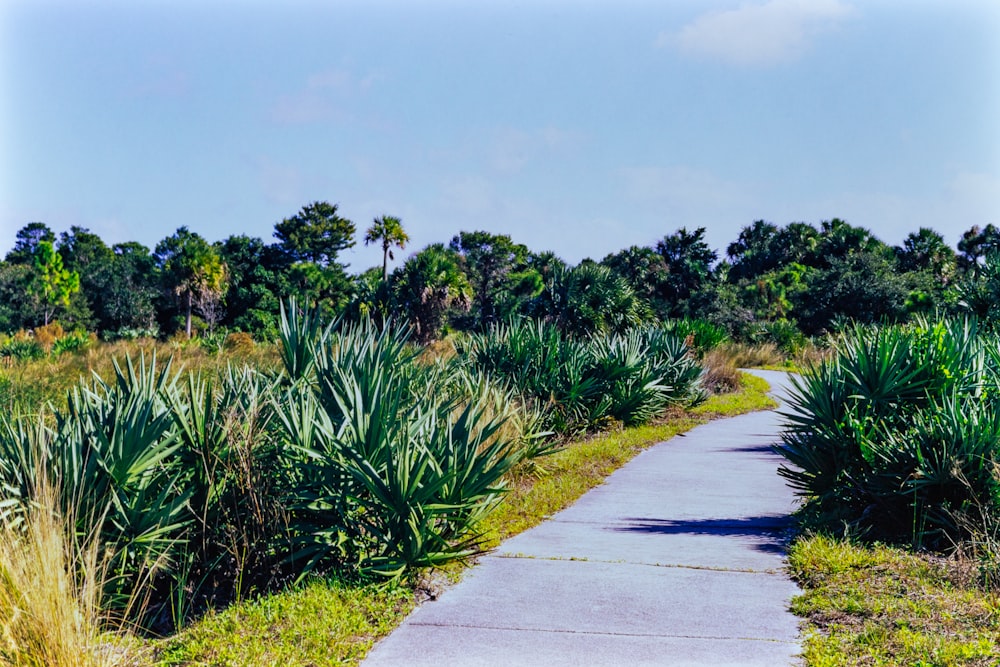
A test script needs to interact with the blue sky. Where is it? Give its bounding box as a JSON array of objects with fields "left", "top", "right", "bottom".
[{"left": 2, "top": 0, "right": 998, "bottom": 272}]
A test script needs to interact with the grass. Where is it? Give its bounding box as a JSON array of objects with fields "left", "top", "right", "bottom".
[
  {"left": 0, "top": 338, "right": 777, "bottom": 666},
  {"left": 0, "top": 337, "right": 279, "bottom": 417},
  {"left": 0, "top": 472, "right": 132, "bottom": 667},
  {"left": 148, "top": 370, "right": 776, "bottom": 665},
  {"left": 788, "top": 534, "right": 1000, "bottom": 666},
  {"left": 155, "top": 580, "right": 415, "bottom": 667}
]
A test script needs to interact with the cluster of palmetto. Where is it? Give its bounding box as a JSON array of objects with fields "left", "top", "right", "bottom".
[
  {"left": 0, "top": 302, "right": 543, "bottom": 632},
  {"left": 778, "top": 317, "right": 1000, "bottom": 550},
  {"left": 0, "top": 301, "right": 706, "bottom": 632},
  {"left": 457, "top": 318, "right": 705, "bottom": 436}
]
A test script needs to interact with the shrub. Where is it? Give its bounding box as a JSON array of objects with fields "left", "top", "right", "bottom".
[
  {"left": 223, "top": 331, "right": 256, "bottom": 354},
  {"left": 0, "top": 332, "right": 44, "bottom": 362},
  {"left": 273, "top": 309, "right": 531, "bottom": 580},
  {"left": 457, "top": 318, "right": 704, "bottom": 435},
  {"left": 777, "top": 318, "right": 1000, "bottom": 549},
  {"left": 33, "top": 322, "right": 65, "bottom": 354},
  {"left": 52, "top": 330, "right": 93, "bottom": 356},
  {"left": 661, "top": 318, "right": 729, "bottom": 352}
]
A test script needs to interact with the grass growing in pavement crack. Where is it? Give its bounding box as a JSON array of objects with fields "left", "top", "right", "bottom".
[{"left": 152, "top": 372, "right": 775, "bottom": 666}]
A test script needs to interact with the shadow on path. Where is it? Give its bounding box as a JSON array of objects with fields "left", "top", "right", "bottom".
[{"left": 614, "top": 515, "right": 793, "bottom": 555}]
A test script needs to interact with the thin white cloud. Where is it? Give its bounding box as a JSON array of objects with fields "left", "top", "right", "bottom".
[
  {"left": 255, "top": 157, "right": 305, "bottom": 206},
  {"left": 268, "top": 67, "right": 378, "bottom": 125},
  {"left": 269, "top": 92, "right": 338, "bottom": 124},
  {"left": 621, "top": 165, "right": 751, "bottom": 209},
  {"left": 489, "top": 126, "right": 583, "bottom": 175},
  {"left": 660, "top": 0, "right": 857, "bottom": 67},
  {"left": 129, "top": 56, "right": 191, "bottom": 98}
]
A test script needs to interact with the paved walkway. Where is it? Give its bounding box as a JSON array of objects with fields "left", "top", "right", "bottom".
[{"left": 363, "top": 370, "right": 801, "bottom": 666}]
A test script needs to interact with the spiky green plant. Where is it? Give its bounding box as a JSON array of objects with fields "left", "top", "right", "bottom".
[
  {"left": 273, "top": 308, "right": 529, "bottom": 580},
  {"left": 53, "top": 355, "right": 190, "bottom": 613},
  {"left": 777, "top": 318, "right": 1000, "bottom": 548},
  {"left": 661, "top": 318, "right": 729, "bottom": 352},
  {"left": 166, "top": 364, "right": 287, "bottom": 623},
  {"left": 457, "top": 318, "right": 704, "bottom": 435}
]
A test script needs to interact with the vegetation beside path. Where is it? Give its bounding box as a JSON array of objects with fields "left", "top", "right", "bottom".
[
  {"left": 779, "top": 319, "right": 1000, "bottom": 666},
  {"left": 154, "top": 372, "right": 776, "bottom": 666},
  {"left": 789, "top": 535, "right": 1000, "bottom": 666}
]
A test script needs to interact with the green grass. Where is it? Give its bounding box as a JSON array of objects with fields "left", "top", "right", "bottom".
[
  {"left": 689, "top": 372, "right": 777, "bottom": 417},
  {"left": 788, "top": 534, "right": 1000, "bottom": 666},
  {"left": 150, "top": 371, "right": 776, "bottom": 666},
  {"left": 0, "top": 338, "right": 279, "bottom": 416},
  {"left": 154, "top": 579, "right": 416, "bottom": 667}
]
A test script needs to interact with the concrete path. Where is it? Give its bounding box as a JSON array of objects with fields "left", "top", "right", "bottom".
[{"left": 363, "top": 370, "right": 801, "bottom": 667}]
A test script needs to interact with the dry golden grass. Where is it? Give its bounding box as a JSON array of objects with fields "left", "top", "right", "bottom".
[
  {"left": 699, "top": 348, "right": 744, "bottom": 393},
  {"left": 0, "top": 338, "right": 281, "bottom": 417},
  {"left": 0, "top": 472, "right": 134, "bottom": 667}
]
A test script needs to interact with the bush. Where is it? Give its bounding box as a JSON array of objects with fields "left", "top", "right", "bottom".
[
  {"left": 0, "top": 334, "right": 44, "bottom": 362},
  {"left": 777, "top": 318, "right": 1000, "bottom": 549},
  {"left": 223, "top": 331, "right": 256, "bottom": 354},
  {"left": 52, "top": 330, "right": 93, "bottom": 356},
  {"left": 0, "top": 307, "right": 546, "bottom": 632},
  {"left": 661, "top": 318, "right": 729, "bottom": 352},
  {"left": 33, "top": 322, "right": 65, "bottom": 354},
  {"left": 457, "top": 318, "right": 704, "bottom": 435},
  {"left": 274, "top": 310, "right": 532, "bottom": 580}
]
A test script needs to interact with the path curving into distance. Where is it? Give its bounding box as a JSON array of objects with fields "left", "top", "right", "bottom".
[{"left": 363, "top": 370, "right": 801, "bottom": 667}]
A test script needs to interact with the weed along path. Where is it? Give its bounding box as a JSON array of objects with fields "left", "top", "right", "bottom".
[{"left": 363, "top": 370, "right": 801, "bottom": 667}]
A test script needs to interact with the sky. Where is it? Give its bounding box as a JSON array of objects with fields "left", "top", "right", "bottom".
[{"left": 2, "top": 0, "right": 998, "bottom": 273}]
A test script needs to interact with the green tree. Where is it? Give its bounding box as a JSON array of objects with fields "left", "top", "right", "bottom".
[
  {"left": 6, "top": 222, "right": 55, "bottom": 265},
  {"left": 28, "top": 240, "right": 81, "bottom": 325},
  {"left": 155, "top": 227, "right": 229, "bottom": 338},
  {"left": 774, "top": 222, "right": 821, "bottom": 266},
  {"left": 956, "top": 252, "right": 1000, "bottom": 327},
  {"left": 274, "top": 201, "right": 356, "bottom": 317},
  {"left": 742, "top": 263, "right": 811, "bottom": 321},
  {"left": 726, "top": 220, "right": 782, "bottom": 282},
  {"left": 958, "top": 224, "right": 1000, "bottom": 271},
  {"left": 895, "top": 227, "right": 957, "bottom": 285},
  {"left": 345, "top": 266, "right": 392, "bottom": 325},
  {"left": 365, "top": 215, "right": 410, "bottom": 283},
  {"left": 654, "top": 227, "right": 718, "bottom": 317},
  {"left": 99, "top": 242, "right": 160, "bottom": 336},
  {"left": 274, "top": 201, "right": 356, "bottom": 266},
  {"left": 286, "top": 261, "right": 354, "bottom": 319},
  {"left": 218, "top": 235, "right": 291, "bottom": 338},
  {"left": 57, "top": 226, "right": 114, "bottom": 330},
  {"left": 547, "top": 262, "right": 650, "bottom": 336},
  {"left": 393, "top": 244, "right": 472, "bottom": 343},
  {"left": 814, "top": 218, "right": 886, "bottom": 267},
  {"left": 793, "top": 251, "right": 907, "bottom": 335},
  {"left": 601, "top": 245, "right": 669, "bottom": 313},
  {"left": 0, "top": 262, "right": 32, "bottom": 331},
  {"left": 449, "top": 231, "right": 530, "bottom": 328}
]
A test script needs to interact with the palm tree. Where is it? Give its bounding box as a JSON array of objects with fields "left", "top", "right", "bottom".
[
  {"left": 365, "top": 215, "right": 410, "bottom": 282},
  {"left": 393, "top": 244, "right": 471, "bottom": 342}
]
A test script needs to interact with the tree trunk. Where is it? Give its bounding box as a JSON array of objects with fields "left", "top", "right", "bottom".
[{"left": 186, "top": 290, "right": 193, "bottom": 339}]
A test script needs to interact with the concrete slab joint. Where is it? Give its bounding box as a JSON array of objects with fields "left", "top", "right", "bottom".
[{"left": 363, "top": 369, "right": 801, "bottom": 667}]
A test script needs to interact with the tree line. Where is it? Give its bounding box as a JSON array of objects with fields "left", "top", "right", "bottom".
[{"left": 2, "top": 201, "right": 998, "bottom": 345}]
